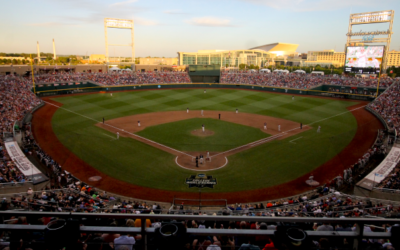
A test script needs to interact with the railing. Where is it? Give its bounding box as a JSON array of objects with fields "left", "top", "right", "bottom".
[
  {"left": 373, "top": 188, "right": 400, "bottom": 194},
  {"left": 0, "top": 181, "right": 33, "bottom": 189},
  {"left": 0, "top": 211, "right": 399, "bottom": 250}
]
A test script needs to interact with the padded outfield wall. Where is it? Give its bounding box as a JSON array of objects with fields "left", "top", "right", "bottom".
[{"left": 34, "top": 82, "right": 384, "bottom": 101}]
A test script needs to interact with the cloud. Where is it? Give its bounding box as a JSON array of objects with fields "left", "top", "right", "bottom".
[
  {"left": 186, "top": 17, "right": 235, "bottom": 27},
  {"left": 241, "top": 0, "right": 382, "bottom": 12},
  {"left": 134, "top": 17, "right": 159, "bottom": 26},
  {"left": 164, "top": 9, "right": 187, "bottom": 15},
  {"left": 109, "top": 0, "right": 138, "bottom": 7},
  {"left": 27, "top": 22, "right": 78, "bottom": 27}
]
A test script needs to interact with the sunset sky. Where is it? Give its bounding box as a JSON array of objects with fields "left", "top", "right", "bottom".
[{"left": 1, "top": 0, "right": 399, "bottom": 57}]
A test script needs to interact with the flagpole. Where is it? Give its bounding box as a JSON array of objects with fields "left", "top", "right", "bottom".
[{"left": 30, "top": 55, "right": 36, "bottom": 94}]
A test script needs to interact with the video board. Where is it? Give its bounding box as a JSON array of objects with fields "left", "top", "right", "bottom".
[{"left": 344, "top": 46, "right": 384, "bottom": 74}]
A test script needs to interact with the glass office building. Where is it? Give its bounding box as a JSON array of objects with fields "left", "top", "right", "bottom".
[{"left": 178, "top": 50, "right": 274, "bottom": 67}]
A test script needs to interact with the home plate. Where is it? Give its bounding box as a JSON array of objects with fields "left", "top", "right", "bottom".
[{"left": 88, "top": 176, "right": 102, "bottom": 182}]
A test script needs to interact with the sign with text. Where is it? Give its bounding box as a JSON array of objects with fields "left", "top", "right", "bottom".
[{"left": 186, "top": 174, "right": 217, "bottom": 188}]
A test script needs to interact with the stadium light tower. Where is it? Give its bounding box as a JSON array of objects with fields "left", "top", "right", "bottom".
[
  {"left": 104, "top": 18, "right": 135, "bottom": 67},
  {"left": 346, "top": 10, "right": 395, "bottom": 70}
]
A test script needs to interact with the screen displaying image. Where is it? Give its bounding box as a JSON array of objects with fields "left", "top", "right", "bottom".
[{"left": 344, "top": 46, "right": 384, "bottom": 74}]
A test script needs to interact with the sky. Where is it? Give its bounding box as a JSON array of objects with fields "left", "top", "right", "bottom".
[{"left": 0, "top": 0, "right": 399, "bottom": 57}]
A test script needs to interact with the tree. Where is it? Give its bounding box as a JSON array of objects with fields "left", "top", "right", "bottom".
[{"left": 239, "top": 64, "right": 246, "bottom": 70}]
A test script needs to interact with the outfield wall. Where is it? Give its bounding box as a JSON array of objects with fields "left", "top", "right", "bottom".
[{"left": 34, "top": 82, "right": 379, "bottom": 101}]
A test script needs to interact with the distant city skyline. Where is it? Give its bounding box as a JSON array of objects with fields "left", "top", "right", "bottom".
[{"left": 0, "top": 0, "right": 399, "bottom": 57}]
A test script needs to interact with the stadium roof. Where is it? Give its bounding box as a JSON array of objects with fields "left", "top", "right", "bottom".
[{"left": 249, "top": 43, "right": 299, "bottom": 53}]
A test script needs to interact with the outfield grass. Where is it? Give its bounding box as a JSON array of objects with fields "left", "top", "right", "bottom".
[
  {"left": 136, "top": 118, "right": 269, "bottom": 152},
  {"left": 51, "top": 89, "right": 358, "bottom": 192}
]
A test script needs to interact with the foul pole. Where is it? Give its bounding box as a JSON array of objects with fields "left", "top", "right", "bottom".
[{"left": 30, "top": 55, "right": 36, "bottom": 94}]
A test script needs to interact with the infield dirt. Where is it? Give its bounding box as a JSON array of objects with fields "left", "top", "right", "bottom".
[
  {"left": 32, "top": 96, "right": 382, "bottom": 203},
  {"left": 95, "top": 110, "right": 310, "bottom": 170}
]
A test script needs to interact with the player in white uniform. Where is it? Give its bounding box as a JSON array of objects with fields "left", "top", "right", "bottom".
[
  {"left": 371, "top": 57, "right": 380, "bottom": 68},
  {"left": 278, "top": 125, "right": 281, "bottom": 131},
  {"left": 117, "top": 132, "right": 119, "bottom": 139},
  {"left": 201, "top": 110, "right": 204, "bottom": 116},
  {"left": 264, "top": 122, "right": 267, "bottom": 130},
  {"left": 202, "top": 124, "right": 205, "bottom": 132},
  {"left": 356, "top": 47, "right": 368, "bottom": 68},
  {"left": 204, "top": 90, "right": 206, "bottom": 94},
  {"left": 236, "top": 109, "right": 238, "bottom": 114},
  {"left": 110, "top": 93, "right": 113, "bottom": 97},
  {"left": 317, "top": 126, "right": 321, "bottom": 133},
  {"left": 187, "top": 108, "right": 189, "bottom": 113},
  {"left": 138, "top": 121, "right": 141, "bottom": 127},
  {"left": 292, "top": 96, "right": 294, "bottom": 100}
]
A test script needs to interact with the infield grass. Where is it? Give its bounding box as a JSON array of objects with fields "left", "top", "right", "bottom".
[
  {"left": 51, "top": 89, "right": 359, "bottom": 192},
  {"left": 136, "top": 118, "right": 269, "bottom": 152}
]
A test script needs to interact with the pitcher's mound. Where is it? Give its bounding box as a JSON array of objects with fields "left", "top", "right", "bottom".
[{"left": 191, "top": 129, "right": 214, "bottom": 137}]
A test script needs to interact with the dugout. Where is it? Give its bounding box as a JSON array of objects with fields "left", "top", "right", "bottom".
[{"left": 188, "top": 65, "right": 220, "bottom": 83}]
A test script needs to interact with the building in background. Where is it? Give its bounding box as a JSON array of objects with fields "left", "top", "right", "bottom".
[
  {"left": 139, "top": 57, "right": 178, "bottom": 65},
  {"left": 89, "top": 54, "right": 106, "bottom": 62},
  {"left": 387, "top": 50, "right": 400, "bottom": 67},
  {"left": 178, "top": 49, "right": 273, "bottom": 68},
  {"left": 304, "top": 50, "right": 346, "bottom": 67}
]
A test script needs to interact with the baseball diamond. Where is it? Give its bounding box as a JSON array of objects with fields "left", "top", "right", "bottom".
[{"left": 31, "top": 88, "right": 383, "bottom": 202}]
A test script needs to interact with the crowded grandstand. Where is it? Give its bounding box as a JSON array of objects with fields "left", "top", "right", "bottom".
[{"left": 1, "top": 72, "right": 400, "bottom": 250}]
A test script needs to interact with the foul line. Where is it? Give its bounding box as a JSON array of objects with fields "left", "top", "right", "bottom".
[
  {"left": 289, "top": 137, "right": 303, "bottom": 144},
  {"left": 44, "top": 101, "right": 193, "bottom": 158},
  {"left": 211, "top": 105, "right": 366, "bottom": 158},
  {"left": 101, "top": 133, "right": 117, "bottom": 140}
]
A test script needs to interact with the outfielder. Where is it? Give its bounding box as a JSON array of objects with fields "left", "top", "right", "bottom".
[
  {"left": 202, "top": 124, "right": 205, "bottom": 132},
  {"left": 204, "top": 90, "right": 206, "bottom": 94},
  {"left": 264, "top": 122, "right": 267, "bottom": 130},
  {"left": 317, "top": 126, "right": 321, "bottom": 133},
  {"left": 117, "top": 132, "right": 119, "bottom": 139},
  {"left": 292, "top": 96, "right": 294, "bottom": 100},
  {"left": 110, "top": 93, "right": 113, "bottom": 97}
]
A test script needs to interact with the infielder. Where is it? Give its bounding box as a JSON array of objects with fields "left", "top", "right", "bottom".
[
  {"left": 103, "top": 117, "right": 105, "bottom": 124},
  {"left": 278, "top": 125, "right": 281, "bottom": 131},
  {"left": 138, "top": 120, "right": 141, "bottom": 127},
  {"left": 264, "top": 122, "right": 267, "bottom": 130},
  {"left": 202, "top": 124, "right": 205, "bottom": 132},
  {"left": 236, "top": 109, "right": 238, "bottom": 114},
  {"left": 206, "top": 151, "right": 210, "bottom": 159},
  {"left": 300, "top": 123, "right": 302, "bottom": 129},
  {"left": 219, "top": 114, "right": 221, "bottom": 120},
  {"left": 317, "top": 126, "right": 321, "bottom": 133},
  {"left": 117, "top": 132, "right": 119, "bottom": 139},
  {"left": 187, "top": 108, "right": 189, "bottom": 113},
  {"left": 201, "top": 110, "right": 204, "bottom": 116},
  {"left": 200, "top": 155, "right": 204, "bottom": 164}
]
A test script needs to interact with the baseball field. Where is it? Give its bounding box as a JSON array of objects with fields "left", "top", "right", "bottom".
[{"left": 32, "top": 88, "right": 382, "bottom": 202}]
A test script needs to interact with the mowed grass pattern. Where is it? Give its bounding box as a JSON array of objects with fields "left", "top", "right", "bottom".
[
  {"left": 136, "top": 118, "right": 270, "bottom": 152},
  {"left": 51, "top": 89, "right": 358, "bottom": 192}
]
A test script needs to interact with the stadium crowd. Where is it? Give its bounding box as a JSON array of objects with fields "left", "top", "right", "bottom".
[
  {"left": 26, "top": 72, "right": 192, "bottom": 85},
  {"left": 0, "top": 74, "right": 399, "bottom": 249},
  {"left": 369, "top": 82, "right": 400, "bottom": 135},
  {"left": 220, "top": 72, "right": 397, "bottom": 89},
  {"left": 0, "top": 75, "right": 41, "bottom": 185},
  {"left": 86, "top": 72, "right": 192, "bottom": 85},
  {"left": 30, "top": 72, "right": 87, "bottom": 83}
]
